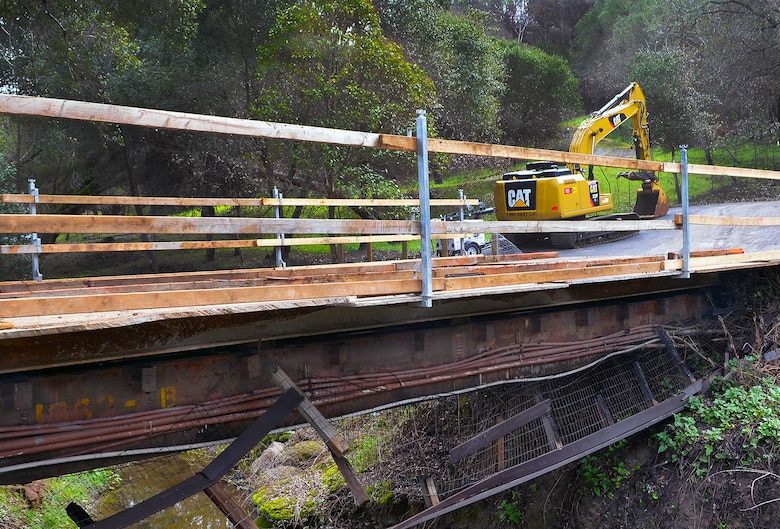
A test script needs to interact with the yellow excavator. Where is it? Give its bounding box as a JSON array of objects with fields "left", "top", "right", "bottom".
[{"left": 493, "top": 82, "right": 669, "bottom": 249}]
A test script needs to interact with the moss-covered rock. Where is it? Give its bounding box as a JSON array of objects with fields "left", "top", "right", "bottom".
[
  {"left": 252, "top": 464, "right": 325, "bottom": 524},
  {"left": 283, "top": 439, "right": 325, "bottom": 465}
]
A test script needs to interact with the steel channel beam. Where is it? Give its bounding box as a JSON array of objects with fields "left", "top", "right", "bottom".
[{"left": 0, "top": 288, "right": 711, "bottom": 484}]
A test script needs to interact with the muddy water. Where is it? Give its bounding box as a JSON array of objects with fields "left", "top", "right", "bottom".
[{"left": 92, "top": 455, "right": 234, "bottom": 528}]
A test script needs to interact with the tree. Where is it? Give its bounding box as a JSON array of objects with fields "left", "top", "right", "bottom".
[
  {"left": 252, "top": 0, "right": 435, "bottom": 202},
  {"left": 524, "top": 0, "right": 594, "bottom": 55},
  {"left": 375, "top": 0, "right": 504, "bottom": 144},
  {"left": 499, "top": 42, "right": 581, "bottom": 147}
]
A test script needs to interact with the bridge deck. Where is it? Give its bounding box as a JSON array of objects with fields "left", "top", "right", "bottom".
[{"left": 0, "top": 247, "right": 768, "bottom": 335}]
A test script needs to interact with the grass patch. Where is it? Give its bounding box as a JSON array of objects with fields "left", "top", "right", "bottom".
[{"left": 0, "top": 468, "right": 121, "bottom": 529}]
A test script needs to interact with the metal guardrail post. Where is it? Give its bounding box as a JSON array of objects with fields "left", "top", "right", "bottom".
[
  {"left": 273, "top": 187, "right": 286, "bottom": 269},
  {"left": 680, "top": 146, "right": 690, "bottom": 279},
  {"left": 416, "top": 110, "right": 433, "bottom": 308},
  {"left": 458, "top": 189, "right": 465, "bottom": 221},
  {"left": 28, "top": 179, "right": 43, "bottom": 282}
]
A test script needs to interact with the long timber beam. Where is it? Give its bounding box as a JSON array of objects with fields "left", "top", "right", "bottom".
[{"left": 6, "top": 94, "right": 780, "bottom": 178}]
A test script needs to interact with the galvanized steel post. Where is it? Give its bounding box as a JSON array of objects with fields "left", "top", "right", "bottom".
[
  {"left": 416, "top": 110, "right": 433, "bottom": 307},
  {"left": 680, "top": 146, "right": 690, "bottom": 278},
  {"left": 273, "top": 187, "right": 286, "bottom": 269},
  {"left": 28, "top": 179, "right": 42, "bottom": 282}
]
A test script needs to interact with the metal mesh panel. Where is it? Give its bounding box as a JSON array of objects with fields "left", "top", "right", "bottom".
[{"left": 373, "top": 340, "right": 695, "bottom": 500}]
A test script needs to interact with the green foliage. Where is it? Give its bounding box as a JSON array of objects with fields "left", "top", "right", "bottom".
[
  {"left": 1, "top": 468, "right": 121, "bottom": 529},
  {"left": 350, "top": 436, "right": 381, "bottom": 473},
  {"left": 655, "top": 363, "right": 780, "bottom": 478},
  {"left": 498, "top": 491, "right": 524, "bottom": 524},
  {"left": 579, "top": 439, "right": 633, "bottom": 497},
  {"left": 253, "top": 0, "right": 435, "bottom": 202},
  {"left": 286, "top": 440, "right": 326, "bottom": 464},
  {"left": 321, "top": 464, "right": 346, "bottom": 493},
  {"left": 255, "top": 0, "right": 433, "bottom": 132},
  {"left": 428, "top": 10, "right": 504, "bottom": 143},
  {"left": 499, "top": 42, "right": 581, "bottom": 146},
  {"left": 375, "top": 0, "right": 503, "bottom": 143},
  {"left": 367, "top": 480, "right": 395, "bottom": 505}
]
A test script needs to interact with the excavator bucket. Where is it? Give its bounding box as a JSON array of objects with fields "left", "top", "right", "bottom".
[
  {"left": 619, "top": 171, "right": 670, "bottom": 219},
  {"left": 633, "top": 181, "right": 669, "bottom": 218}
]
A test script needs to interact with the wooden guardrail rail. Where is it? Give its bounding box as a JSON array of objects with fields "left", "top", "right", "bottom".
[
  {"left": 2, "top": 93, "right": 780, "bottom": 295},
  {"left": 5, "top": 94, "right": 780, "bottom": 180},
  {"left": 0, "top": 195, "right": 490, "bottom": 256}
]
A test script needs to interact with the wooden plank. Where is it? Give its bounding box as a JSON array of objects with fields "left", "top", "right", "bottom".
[
  {"left": 676, "top": 214, "right": 780, "bottom": 226},
  {"left": 204, "top": 483, "right": 259, "bottom": 529},
  {"left": 677, "top": 162, "right": 780, "bottom": 181},
  {"left": 434, "top": 219, "right": 677, "bottom": 234},
  {"left": 433, "top": 255, "right": 664, "bottom": 279},
  {"left": 0, "top": 214, "right": 420, "bottom": 235},
  {"left": 270, "top": 364, "right": 369, "bottom": 506},
  {"left": 261, "top": 198, "right": 480, "bottom": 207},
  {"left": 4, "top": 94, "right": 780, "bottom": 181},
  {"left": 667, "top": 248, "right": 744, "bottom": 259},
  {"left": 0, "top": 94, "right": 383, "bottom": 149},
  {"left": 418, "top": 476, "right": 440, "bottom": 508},
  {"left": 435, "top": 261, "right": 667, "bottom": 291},
  {"left": 379, "top": 134, "right": 666, "bottom": 172},
  {"left": 0, "top": 268, "right": 416, "bottom": 299},
  {"left": 0, "top": 278, "right": 421, "bottom": 317},
  {"left": 0, "top": 234, "right": 420, "bottom": 254},
  {"left": 448, "top": 400, "right": 551, "bottom": 463},
  {"left": 1, "top": 240, "right": 259, "bottom": 254},
  {"left": 1, "top": 193, "right": 478, "bottom": 208},
  {"left": 664, "top": 250, "right": 780, "bottom": 271},
  {"left": 1, "top": 194, "right": 266, "bottom": 207}
]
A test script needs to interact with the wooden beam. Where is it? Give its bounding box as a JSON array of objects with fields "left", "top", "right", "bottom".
[
  {"left": 418, "top": 476, "right": 440, "bottom": 508},
  {"left": 0, "top": 214, "right": 676, "bottom": 237},
  {"left": 434, "top": 260, "right": 667, "bottom": 291},
  {"left": 4, "top": 94, "right": 780, "bottom": 181},
  {"left": 676, "top": 214, "right": 780, "bottom": 226},
  {"left": 448, "top": 400, "right": 551, "bottom": 463},
  {"left": 1, "top": 193, "right": 478, "bottom": 208},
  {"left": 0, "top": 214, "right": 420, "bottom": 235},
  {"left": 379, "top": 134, "right": 666, "bottom": 172},
  {"left": 0, "top": 278, "right": 421, "bottom": 317},
  {"left": 270, "top": 363, "right": 370, "bottom": 506},
  {"left": 439, "top": 219, "right": 678, "bottom": 234},
  {"left": 0, "top": 234, "right": 420, "bottom": 254},
  {"left": 0, "top": 94, "right": 383, "bottom": 149},
  {"left": 204, "top": 483, "right": 259, "bottom": 529}
]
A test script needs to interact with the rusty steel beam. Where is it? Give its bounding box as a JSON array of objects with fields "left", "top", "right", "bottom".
[{"left": 0, "top": 288, "right": 713, "bottom": 484}]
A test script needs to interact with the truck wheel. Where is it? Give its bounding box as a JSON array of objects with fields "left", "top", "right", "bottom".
[{"left": 463, "top": 242, "right": 481, "bottom": 255}]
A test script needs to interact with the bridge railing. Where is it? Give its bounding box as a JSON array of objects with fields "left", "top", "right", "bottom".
[
  {"left": 3, "top": 94, "right": 780, "bottom": 293},
  {"left": 0, "top": 193, "right": 483, "bottom": 255}
]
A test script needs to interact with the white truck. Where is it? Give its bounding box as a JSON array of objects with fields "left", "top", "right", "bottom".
[{"left": 436, "top": 231, "right": 486, "bottom": 256}]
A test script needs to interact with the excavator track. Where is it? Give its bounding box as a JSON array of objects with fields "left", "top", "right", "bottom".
[
  {"left": 549, "top": 212, "right": 643, "bottom": 249},
  {"left": 549, "top": 229, "right": 640, "bottom": 249}
]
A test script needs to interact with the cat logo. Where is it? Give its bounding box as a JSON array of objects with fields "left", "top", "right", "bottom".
[
  {"left": 609, "top": 113, "right": 627, "bottom": 128},
  {"left": 506, "top": 181, "right": 536, "bottom": 210}
]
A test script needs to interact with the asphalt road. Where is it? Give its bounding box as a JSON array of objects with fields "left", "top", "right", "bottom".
[{"left": 546, "top": 200, "right": 780, "bottom": 258}]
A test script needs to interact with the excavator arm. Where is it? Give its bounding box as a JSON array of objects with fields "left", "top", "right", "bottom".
[
  {"left": 569, "top": 82, "right": 668, "bottom": 218},
  {"left": 568, "top": 82, "right": 651, "bottom": 176}
]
